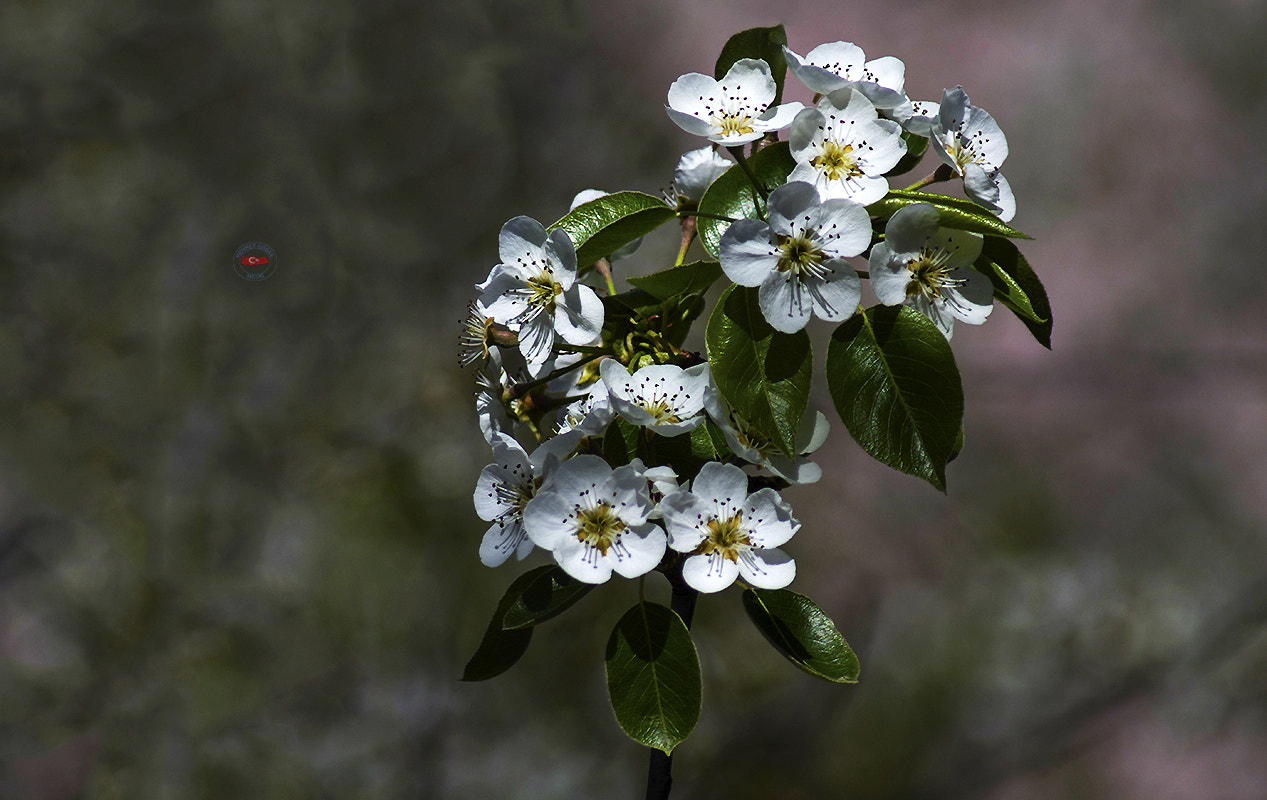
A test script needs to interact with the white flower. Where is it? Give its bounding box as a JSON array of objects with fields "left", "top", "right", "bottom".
[
  {"left": 719, "top": 181, "right": 869, "bottom": 333},
  {"left": 869, "top": 203, "right": 993, "bottom": 339},
  {"left": 900, "top": 100, "right": 940, "bottom": 137},
  {"left": 669, "top": 146, "right": 733, "bottom": 206},
  {"left": 478, "top": 216, "right": 604, "bottom": 375},
  {"left": 703, "top": 386, "right": 830, "bottom": 485},
  {"left": 473, "top": 430, "right": 580, "bottom": 567},
  {"left": 600, "top": 359, "right": 710, "bottom": 437},
  {"left": 660, "top": 461, "right": 799, "bottom": 593},
  {"left": 523, "top": 455, "right": 666, "bottom": 584},
  {"left": 556, "top": 378, "right": 614, "bottom": 437},
  {"left": 666, "top": 59, "right": 804, "bottom": 146},
  {"left": 929, "top": 87, "right": 1015, "bottom": 221},
  {"left": 783, "top": 42, "right": 910, "bottom": 114},
  {"left": 788, "top": 88, "right": 906, "bottom": 205}
]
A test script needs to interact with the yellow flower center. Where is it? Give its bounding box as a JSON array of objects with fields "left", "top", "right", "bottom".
[
  {"left": 575, "top": 503, "right": 624, "bottom": 556},
  {"left": 699, "top": 513, "right": 751, "bottom": 563},
  {"left": 526, "top": 272, "right": 562, "bottom": 309},
  {"left": 713, "top": 113, "right": 755, "bottom": 137},
  {"left": 812, "top": 140, "right": 861, "bottom": 182},
  {"left": 776, "top": 234, "right": 825, "bottom": 275}
]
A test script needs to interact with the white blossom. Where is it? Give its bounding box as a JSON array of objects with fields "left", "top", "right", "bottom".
[
  {"left": 788, "top": 88, "right": 906, "bottom": 205},
  {"left": 929, "top": 87, "right": 1015, "bottom": 221},
  {"left": 523, "top": 455, "right": 666, "bottom": 584},
  {"left": 869, "top": 203, "right": 992, "bottom": 339},
  {"left": 478, "top": 216, "right": 604, "bottom": 375},
  {"left": 660, "top": 462, "right": 799, "bottom": 593},
  {"left": 600, "top": 359, "right": 710, "bottom": 437},
  {"left": 473, "top": 430, "right": 581, "bottom": 567},
  {"left": 704, "top": 386, "right": 829, "bottom": 484},
  {"left": 666, "top": 59, "right": 803, "bottom": 146},
  {"left": 783, "top": 41, "right": 910, "bottom": 115},
  {"left": 719, "top": 181, "right": 868, "bottom": 333},
  {"left": 668, "top": 146, "right": 733, "bottom": 207}
]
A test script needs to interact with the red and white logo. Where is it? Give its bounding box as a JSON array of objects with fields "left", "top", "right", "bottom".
[{"left": 234, "top": 242, "right": 277, "bottom": 281}]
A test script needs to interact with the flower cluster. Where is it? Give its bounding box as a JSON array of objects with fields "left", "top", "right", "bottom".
[{"left": 464, "top": 32, "right": 1037, "bottom": 600}]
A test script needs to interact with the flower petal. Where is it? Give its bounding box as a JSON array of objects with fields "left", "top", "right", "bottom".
[
  {"left": 739, "top": 548, "right": 796, "bottom": 590},
  {"left": 759, "top": 271, "right": 814, "bottom": 333},
  {"left": 609, "top": 523, "right": 667, "bottom": 579},
  {"left": 682, "top": 552, "right": 740, "bottom": 593},
  {"left": 719, "top": 219, "right": 777, "bottom": 286}
]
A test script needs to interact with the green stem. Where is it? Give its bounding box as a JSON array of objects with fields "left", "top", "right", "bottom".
[
  {"left": 675, "top": 217, "right": 697, "bottom": 266},
  {"left": 507, "top": 351, "right": 605, "bottom": 398},
  {"left": 594, "top": 257, "right": 617, "bottom": 295},
  {"left": 903, "top": 163, "right": 956, "bottom": 192},
  {"left": 726, "top": 145, "right": 767, "bottom": 212}
]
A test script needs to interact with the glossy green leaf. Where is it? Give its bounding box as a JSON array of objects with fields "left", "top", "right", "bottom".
[
  {"left": 742, "top": 588, "right": 859, "bottom": 683},
  {"left": 605, "top": 601, "right": 702, "bottom": 754},
  {"left": 696, "top": 142, "right": 797, "bottom": 258},
  {"left": 627, "top": 260, "right": 723, "bottom": 301},
  {"left": 826, "top": 306, "right": 963, "bottom": 492},
  {"left": 501, "top": 566, "right": 595, "bottom": 630},
  {"left": 714, "top": 25, "right": 789, "bottom": 106},
  {"left": 461, "top": 567, "right": 549, "bottom": 681},
  {"left": 705, "top": 285, "right": 812, "bottom": 458},
  {"left": 869, "top": 189, "right": 1031, "bottom": 239},
  {"left": 550, "top": 191, "right": 676, "bottom": 267},
  {"left": 976, "top": 237, "right": 1052, "bottom": 349}
]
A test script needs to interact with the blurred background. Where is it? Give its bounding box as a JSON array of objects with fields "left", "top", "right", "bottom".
[{"left": 2, "top": 0, "right": 1266, "bottom": 797}]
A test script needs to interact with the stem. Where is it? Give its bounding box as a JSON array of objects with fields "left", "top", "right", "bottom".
[
  {"left": 726, "top": 145, "right": 767, "bottom": 212},
  {"left": 506, "top": 351, "right": 605, "bottom": 398},
  {"left": 644, "top": 564, "right": 699, "bottom": 800},
  {"left": 903, "top": 163, "right": 956, "bottom": 192},
  {"left": 594, "top": 257, "right": 617, "bottom": 295},
  {"left": 675, "top": 217, "right": 697, "bottom": 266}
]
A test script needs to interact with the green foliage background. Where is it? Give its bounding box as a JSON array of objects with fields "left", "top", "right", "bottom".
[{"left": 3, "top": 0, "right": 1267, "bottom": 798}]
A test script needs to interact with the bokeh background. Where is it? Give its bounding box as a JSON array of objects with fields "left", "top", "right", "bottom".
[{"left": 3, "top": 0, "right": 1266, "bottom": 797}]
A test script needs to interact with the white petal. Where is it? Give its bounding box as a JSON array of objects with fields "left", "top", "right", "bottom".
[
  {"left": 554, "top": 283, "right": 604, "bottom": 346},
  {"left": 856, "top": 119, "right": 907, "bottom": 175},
  {"left": 946, "top": 269, "right": 995, "bottom": 325},
  {"left": 682, "top": 552, "right": 740, "bottom": 593},
  {"left": 666, "top": 72, "right": 722, "bottom": 118},
  {"left": 719, "top": 58, "right": 776, "bottom": 112},
  {"left": 660, "top": 491, "right": 709, "bottom": 552},
  {"left": 554, "top": 541, "right": 614, "bottom": 584},
  {"left": 609, "top": 523, "right": 667, "bottom": 579},
  {"left": 518, "top": 313, "right": 556, "bottom": 372},
  {"left": 788, "top": 107, "right": 826, "bottom": 159},
  {"left": 739, "top": 548, "right": 796, "bottom": 589},
  {"left": 766, "top": 181, "right": 822, "bottom": 237},
  {"left": 743, "top": 487, "right": 799, "bottom": 548},
  {"left": 759, "top": 271, "right": 813, "bottom": 333},
  {"left": 805, "top": 41, "right": 866, "bottom": 77},
  {"left": 884, "top": 203, "right": 940, "bottom": 253},
  {"left": 719, "top": 219, "right": 777, "bottom": 286},
  {"left": 753, "top": 101, "right": 805, "bottom": 132},
  {"left": 813, "top": 200, "right": 873, "bottom": 258},
  {"left": 691, "top": 461, "right": 750, "bottom": 518},
  {"left": 665, "top": 105, "right": 717, "bottom": 137},
  {"left": 674, "top": 147, "right": 732, "bottom": 202},
  {"left": 522, "top": 490, "right": 575, "bottom": 551},
  {"left": 938, "top": 86, "right": 971, "bottom": 131},
  {"left": 867, "top": 243, "right": 910, "bottom": 306},
  {"left": 499, "top": 216, "right": 550, "bottom": 269},
  {"left": 962, "top": 105, "right": 1008, "bottom": 169},
  {"left": 479, "top": 520, "right": 528, "bottom": 567},
  {"left": 806, "top": 263, "right": 861, "bottom": 323},
  {"left": 863, "top": 56, "right": 907, "bottom": 95}
]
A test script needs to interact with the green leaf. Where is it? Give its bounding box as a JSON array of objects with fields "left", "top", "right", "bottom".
[
  {"left": 885, "top": 131, "right": 929, "bottom": 178},
  {"left": 605, "top": 601, "right": 702, "bottom": 754},
  {"left": 501, "top": 566, "right": 595, "bottom": 630},
  {"left": 550, "top": 191, "right": 676, "bottom": 267},
  {"left": 602, "top": 418, "right": 641, "bottom": 467},
  {"left": 869, "top": 190, "right": 1031, "bottom": 239},
  {"left": 627, "top": 260, "right": 723, "bottom": 301},
  {"left": 461, "top": 567, "right": 549, "bottom": 681},
  {"left": 696, "top": 142, "right": 797, "bottom": 258},
  {"left": 742, "top": 588, "right": 860, "bottom": 683},
  {"left": 976, "top": 237, "right": 1052, "bottom": 349},
  {"left": 825, "top": 306, "right": 963, "bottom": 492},
  {"left": 714, "top": 25, "right": 790, "bottom": 106},
  {"left": 705, "top": 285, "right": 812, "bottom": 458}
]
